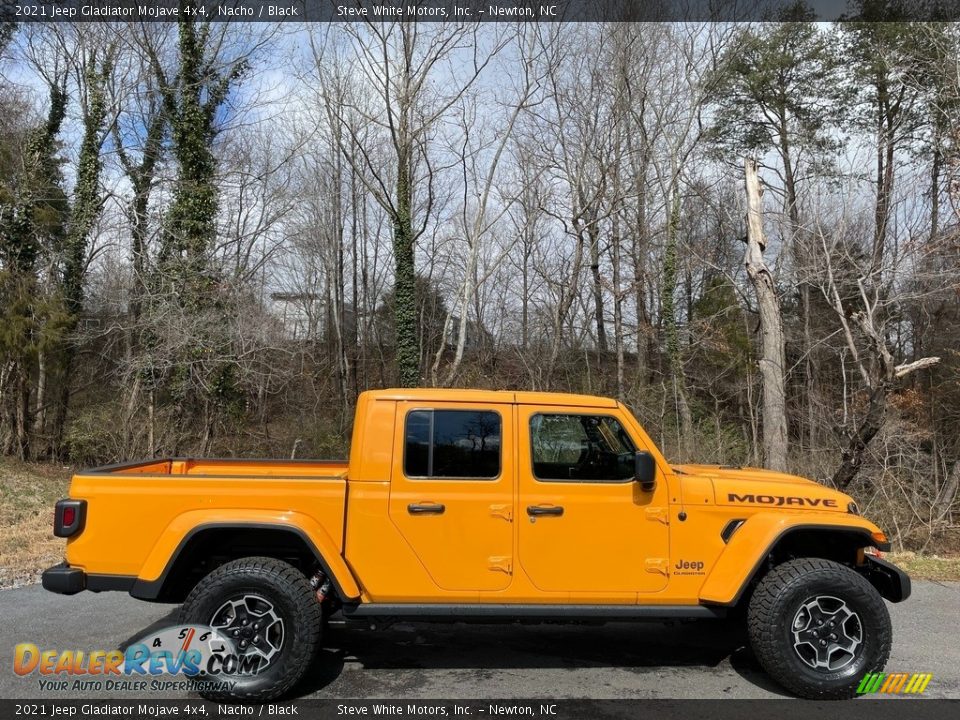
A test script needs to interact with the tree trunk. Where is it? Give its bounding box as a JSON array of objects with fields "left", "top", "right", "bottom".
[
  {"left": 50, "top": 355, "right": 75, "bottom": 459},
  {"left": 871, "top": 79, "right": 896, "bottom": 277},
  {"left": 778, "top": 112, "right": 816, "bottom": 455},
  {"left": 611, "top": 197, "right": 625, "bottom": 401},
  {"left": 632, "top": 177, "right": 649, "bottom": 383},
  {"left": 743, "top": 158, "right": 789, "bottom": 472},
  {"left": 803, "top": 285, "right": 816, "bottom": 451},
  {"left": 588, "top": 222, "right": 608, "bottom": 354},
  {"left": 393, "top": 148, "right": 420, "bottom": 387},
  {"left": 443, "top": 242, "right": 476, "bottom": 387},
  {"left": 832, "top": 387, "right": 886, "bottom": 490},
  {"left": 33, "top": 349, "right": 46, "bottom": 439},
  {"left": 934, "top": 458, "right": 959, "bottom": 523},
  {"left": 930, "top": 135, "right": 942, "bottom": 243},
  {"left": 521, "top": 235, "right": 530, "bottom": 351},
  {"left": 349, "top": 163, "right": 360, "bottom": 401},
  {"left": 15, "top": 368, "right": 31, "bottom": 460},
  {"left": 147, "top": 389, "right": 155, "bottom": 456},
  {"left": 662, "top": 187, "right": 692, "bottom": 457}
]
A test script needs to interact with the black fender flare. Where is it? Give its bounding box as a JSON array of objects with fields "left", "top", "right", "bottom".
[{"left": 130, "top": 522, "right": 359, "bottom": 602}]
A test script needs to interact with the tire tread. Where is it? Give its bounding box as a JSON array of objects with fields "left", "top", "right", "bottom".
[
  {"left": 747, "top": 557, "right": 891, "bottom": 700},
  {"left": 179, "top": 556, "right": 321, "bottom": 702}
]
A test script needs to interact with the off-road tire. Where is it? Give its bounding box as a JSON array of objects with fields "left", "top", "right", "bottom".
[
  {"left": 747, "top": 558, "right": 891, "bottom": 700},
  {"left": 179, "top": 557, "right": 321, "bottom": 702}
]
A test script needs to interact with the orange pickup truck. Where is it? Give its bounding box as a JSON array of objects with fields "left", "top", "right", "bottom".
[{"left": 43, "top": 388, "right": 909, "bottom": 701}]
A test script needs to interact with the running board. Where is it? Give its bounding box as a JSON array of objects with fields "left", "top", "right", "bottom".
[{"left": 340, "top": 603, "right": 726, "bottom": 621}]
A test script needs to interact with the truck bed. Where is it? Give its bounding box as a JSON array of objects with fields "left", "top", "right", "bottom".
[{"left": 63, "top": 457, "right": 349, "bottom": 582}]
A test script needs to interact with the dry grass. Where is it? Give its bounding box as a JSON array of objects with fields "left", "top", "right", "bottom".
[
  {"left": 0, "top": 458, "right": 71, "bottom": 589},
  {"left": 887, "top": 552, "right": 960, "bottom": 582}
]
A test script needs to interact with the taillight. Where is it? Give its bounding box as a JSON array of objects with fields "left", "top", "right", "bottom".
[{"left": 54, "top": 499, "right": 86, "bottom": 538}]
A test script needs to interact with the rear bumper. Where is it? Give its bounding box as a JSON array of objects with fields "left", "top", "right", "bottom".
[
  {"left": 42, "top": 563, "right": 85, "bottom": 595},
  {"left": 42, "top": 563, "right": 136, "bottom": 596}
]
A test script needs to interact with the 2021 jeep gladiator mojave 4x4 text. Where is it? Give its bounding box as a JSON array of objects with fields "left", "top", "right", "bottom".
[{"left": 43, "top": 389, "right": 910, "bottom": 700}]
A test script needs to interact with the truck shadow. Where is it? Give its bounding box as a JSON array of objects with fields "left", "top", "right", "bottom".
[
  {"left": 293, "top": 619, "right": 792, "bottom": 698},
  {"left": 116, "top": 608, "right": 181, "bottom": 651}
]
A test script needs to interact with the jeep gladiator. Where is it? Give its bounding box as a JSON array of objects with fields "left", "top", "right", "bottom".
[{"left": 43, "top": 389, "right": 910, "bottom": 700}]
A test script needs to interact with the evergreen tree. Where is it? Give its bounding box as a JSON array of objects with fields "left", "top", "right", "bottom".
[
  {"left": 708, "top": 2, "right": 841, "bottom": 234},
  {"left": 0, "top": 83, "right": 70, "bottom": 457}
]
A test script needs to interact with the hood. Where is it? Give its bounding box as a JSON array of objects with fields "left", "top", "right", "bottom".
[{"left": 674, "top": 464, "right": 854, "bottom": 513}]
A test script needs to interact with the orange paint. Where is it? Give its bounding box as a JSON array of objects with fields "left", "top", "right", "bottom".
[{"left": 58, "top": 389, "right": 893, "bottom": 607}]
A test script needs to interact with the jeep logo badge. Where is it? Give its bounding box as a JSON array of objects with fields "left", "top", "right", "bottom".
[{"left": 673, "top": 560, "right": 706, "bottom": 575}]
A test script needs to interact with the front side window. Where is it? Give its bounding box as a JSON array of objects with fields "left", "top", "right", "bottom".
[
  {"left": 404, "top": 409, "right": 501, "bottom": 479},
  {"left": 530, "top": 414, "right": 636, "bottom": 482}
]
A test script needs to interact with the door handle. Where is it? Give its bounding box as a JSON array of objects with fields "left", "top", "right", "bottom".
[
  {"left": 408, "top": 502, "right": 446, "bottom": 515},
  {"left": 527, "top": 505, "right": 564, "bottom": 517}
]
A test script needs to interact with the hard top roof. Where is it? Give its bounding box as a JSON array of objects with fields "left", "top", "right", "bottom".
[{"left": 362, "top": 388, "right": 619, "bottom": 408}]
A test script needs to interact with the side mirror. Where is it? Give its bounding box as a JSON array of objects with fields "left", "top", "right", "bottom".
[{"left": 635, "top": 451, "right": 656, "bottom": 491}]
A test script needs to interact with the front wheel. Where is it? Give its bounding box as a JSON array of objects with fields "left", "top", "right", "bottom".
[
  {"left": 179, "top": 557, "right": 321, "bottom": 702},
  {"left": 748, "top": 558, "right": 892, "bottom": 699}
]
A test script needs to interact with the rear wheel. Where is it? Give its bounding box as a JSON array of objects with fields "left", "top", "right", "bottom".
[
  {"left": 179, "top": 557, "right": 321, "bottom": 701},
  {"left": 747, "top": 558, "right": 892, "bottom": 699}
]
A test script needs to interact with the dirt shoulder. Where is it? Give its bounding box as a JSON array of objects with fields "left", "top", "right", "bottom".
[
  {"left": 886, "top": 552, "right": 960, "bottom": 582},
  {"left": 1, "top": 458, "right": 959, "bottom": 589},
  {"left": 0, "top": 458, "right": 70, "bottom": 589}
]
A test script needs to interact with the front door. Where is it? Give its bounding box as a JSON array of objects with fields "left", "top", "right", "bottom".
[
  {"left": 517, "top": 406, "right": 670, "bottom": 594},
  {"left": 389, "top": 402, "right": 514, "bottom": 592}
]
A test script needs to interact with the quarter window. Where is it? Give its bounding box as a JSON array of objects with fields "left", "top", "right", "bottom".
[
  {"left": 530, "top": 414, "right": 636, "bottom": 482},
  {"left": 404, "top": 410, "right": 501, "bottom": 479}
]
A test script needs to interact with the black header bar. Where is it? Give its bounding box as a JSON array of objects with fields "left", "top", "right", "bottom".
[
  {"left": 4, "top": 0, "right": 960, "bottom": 24},
  {"left": 0, "top": 700, "right": 959, "bottom": 720}
]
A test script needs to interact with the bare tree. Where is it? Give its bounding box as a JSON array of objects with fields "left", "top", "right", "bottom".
[
  {"left": 814, "top": 216, "right": 940, "bottom": 489},
  {"left": 429, "top": 26, "right": 548, "bottom": 386},
  {"left": 311, "top": 21, "right": 505, "bottom": 386},
  {"left": 743, "top": 158, "right": 789, "bottom": 471}
]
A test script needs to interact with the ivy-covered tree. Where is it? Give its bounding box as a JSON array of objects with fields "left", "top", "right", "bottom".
[
  {"left": 321, "top": 23, "right": 497, "bottom": 387},
  {"left": 47, "top": 44, "right": 115, "bottom": 456},
  {"left": 151, "top": 13, "right": 246, "bottom": 282},
  {"left": 142, "top": 10, "right": 257, "bottom": 450}
]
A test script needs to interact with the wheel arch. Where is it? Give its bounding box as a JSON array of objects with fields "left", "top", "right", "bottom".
[
  {"left": 699, "top": 515, "right": 891, "bottom": 607},
  {"left": 131, "top": 522, "right": 360, "bottom": 603}
]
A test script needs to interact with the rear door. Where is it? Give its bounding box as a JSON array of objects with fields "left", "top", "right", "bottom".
[
  {"left": 517, "top": 406, "right": 670, "bottom": 594},
  {"left": 389, "top": 402, "right": 514, "bottom": 592}
]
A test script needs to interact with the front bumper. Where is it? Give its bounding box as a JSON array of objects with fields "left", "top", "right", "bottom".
[
  {"left": 42, "top": 562, "right": 85, "bottom": 595},
  {"left": 862, "top": 555, "right": 912, "bottom": 602}
]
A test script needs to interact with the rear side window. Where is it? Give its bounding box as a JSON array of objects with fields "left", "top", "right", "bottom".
[
  {"left": 404, "top": 409, "right": 501, "bottom": 479},
  {"left": 530, "top": 413, "right": 636, "bottom": 482}
]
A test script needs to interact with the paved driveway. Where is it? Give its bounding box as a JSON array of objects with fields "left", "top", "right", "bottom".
[{"left": 1, "top": 581, "right": 956, "bottom": 699}]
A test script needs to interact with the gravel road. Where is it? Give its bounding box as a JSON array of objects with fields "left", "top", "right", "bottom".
[{"left": 1, "top": 581, "right": 957, "bottom": 700}]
